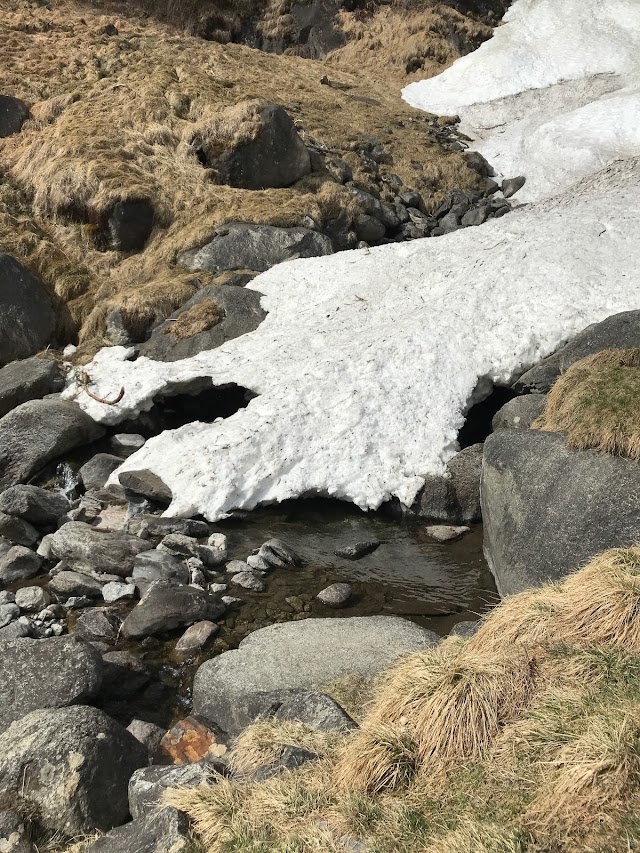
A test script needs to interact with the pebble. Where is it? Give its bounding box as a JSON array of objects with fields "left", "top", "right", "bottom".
[
  {"left": 315, "top": 583, "right": 353, "bottom": 608},
  {"left": 426, "top": 525, "right": 471, "bottom": 543},
  {"left": 246, "top": 554, "right": 270, "bottom": 572},
  {"left": 221, "top": 596, "right": 243, "bottom": 607},
  {"left": 111, "top": 433, "right": 146, "bottom": 455},
  {"left": 210, "top": 583, "right": 228, "bottom": 594}
]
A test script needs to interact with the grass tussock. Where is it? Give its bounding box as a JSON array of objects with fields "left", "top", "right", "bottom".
[
  {"left": 533, "top": 348, "right": 640, "bottom": 460},
  {"left": 169, "top": 547, "right": 640, "bottom": 852},
  {"left": 165, "top": 298, "right": 225, "bottom": 340}
]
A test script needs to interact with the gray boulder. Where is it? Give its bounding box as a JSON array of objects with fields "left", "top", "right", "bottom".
[
  {"left": 0, "top": 810, "right": 32, "bottom": 853},
  {"left": 257, "top": 689, "right": 356, "bottom": 732},
  {"left": 0, "top": 706, "right": 147, "bottom": 835},
  {"left": 492, "top": 394, "right": 547, "bottom": 431},
  {"left": 49, "top": 569, "right": 104, "bottom": 599},
  {"left": 126, "top": 515, "right": 209, "bottom": 540},
  {"left": 514, "top": 310, "right": 640, "bottom": 393},
  {"left": 121, "top": 581, "right": 226, "bottom": 639},
  {"left": 401, "top": 443, "right": 483, "bottom": 523},
  {"left": 193, "top": 616, "right": 439, "bottom": 735},
  {"left": 0, "top": 96, "right": 29, "bottom": 138},
  {"left": 48, "top": 522, "right": 153, "bottom": 576},
  {"left": 210, "top": 102, "right": 310, "bottom": 189},
  {"left": 502, "top": 176, "right": 526, "bottom": 198},
  {"left": 0, "top": 512, "right": 38, "bottom": 546},
  {"left": 107, "top": 198, "right": 154, "bottom": 253},
  {"left": 132, "top": 550, "right": 190, "bottom": 586},
  {"left": 0, "top": 547, "right": 41, "bottom": 587},
  {"left": 138, "top": 284, "right": 266, "bottom": 362},
  {"left": 0, "top": 636, "right": 102, "bottom": 733},
  {"left": 118, "top": 470, "right": 172, "bottom": 505},
  {"left": 482, "top": 430, "right": 640, "bottom": 596},
  {"left": 0, "top": 356, "right": 64, "bottom": 418},
  {"left": 87, "top": 807, "right": 191, "bottom": 853},
  {"left": 0, "top": 485, "right": 70, "bottom": 527},
  {"left": 129, "top": 762, "right": 214, "bottom": 819},
  {"left": 0, "top": 399, "right": 105, "bottom": 490},
  {"left": 315, "top": 582, "right": 352, "bottom": 608},
  {"left": 74, "top": 607, "right": 122, "bottom": 645},
  {"left": 14, "top": 586, "right": 50, "bottom": 613},
  {"left": 178, "top": 222, "right": 333, "bottom": 277},
  {"left": 0, "top": 255, "right": 55, "bottom": 367},
  {"left": 79, "top": 454, "right": 123, "bottom": 491}
]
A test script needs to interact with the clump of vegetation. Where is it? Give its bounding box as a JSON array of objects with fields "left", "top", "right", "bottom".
[
  {"left": 533, "top": 348, "right": 640, "bottom": 460},
  {"left": 165, "top": 298, "right": 226, "bottom": 340},
  {"left": 167, "top": 546, "right": 640, "bottom": 852}
]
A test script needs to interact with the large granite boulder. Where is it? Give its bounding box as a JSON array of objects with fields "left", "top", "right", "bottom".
[
  {"left": 193, "top": 616, "right": 439, "bottom": 736},
  {"left": 0, "top": 356, "right": 64, "bottom": 419},
  {"left": 514, "top": 310, "right": 640, "bottom": 392},
  {"left": 481, "top": 430, "right": 640, "bottom": 596},
  {"left": 0, "top": 706, "right": 148, "bottom": 835},
  {"left": 0, "top": 255, "right": 55, "bottom": 367},
  {"left": 0, "top": 485, "right": 70, "bottom": 528},
  {"left": 138, "top": 284, "right": 266, "bottom": 362},
  {"left": 491, "top": 394, "right": 547, "bottom": 431},
  {"left": 47, "top": 522, "right": 153, "bottom": 575},
  {"left": 177, "top": 222, "right": 333, "bottom": 277},
  {"left": 0, "top": 636, "right": 103, "bottom": 733},
  {"left": 0, "top": 400, "right": 105, "bottom": 490},
  {"left": 121, "top": 581, "right": 226, "bottom": 639}
]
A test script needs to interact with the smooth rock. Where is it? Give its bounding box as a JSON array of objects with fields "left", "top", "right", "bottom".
[
  {"left": 230, "top": 570, "right": 266, "bottom": 592},
  {"left": 127, "top": 719, "right": 165, "bottom": 757},
  {"left": 0, "top": 546, "right": 41, "bottom": 586},
  {"left": 258, "top": 538, "right": 303, "bottom": 569},
  {"left": 14, "top": 586, "right": 51, "bottom": 613},
  {"left": 0, "top": 255, "right": 54, "bottom": 368},
  {"left": 48, "top": 522, "right": 153, "bottom": 576},
  {"left": 482, "top": 430, "right": 640, "bottom": 596},
  {"left": 79, "top": 454, "right": 123, "bottom": 492},
  {"left": 0, "top": 485, "right": 69, "bottom": 528},
  {"left": 127, "top": 515, "right": 209, "bottom": 540},
  {"left": 110, "top": 433, "right": 146, "bottom": 455},
  {"left": 334, "top": 541, "right": 380, "bottom": 560},
  {"left": 175, "top": 620, "right": 219, "bottom": 655},
  {"left": 315, "top": 582, "right": 352, "bottom": 607},
  {"left": 258, "top": 689, "right": 356, "bottom": 732},
  {"left": 0, "top": 357, "right": 64, "bottom": 419},
  {"left": 502, "top": 175, "right": 526, "bottom": 198},
  {"left": 74, "top": 607, "right": 122, "bottom": 644},
  {"left": 132, "top": 550, "right": 190, "bottom": 585},
  {"left": 492, "top": 394, "right": 547, "bottom": 430},
  {"left": 121, "top": 581, "right": 226, "bottom": 639},
  {"left": 119, "top": 469, "right": 172, "bottom": 505},
  {"left": 49, "top": 569, "right": 104, "bottom": 599},
  {"left": 0, "top": 512, "right": 38, "bottom": 546},
  {"left": 0, "top": 706, "right": 147, "bottom": 835},
  {"left": 193, "top": 616, "right": 439, "bottom": 735},
  {"left": 0, "top": 636, "right": 102, "bottom": 733},
  {"left": 426, "top": 525, "right": 470, "bottom": 542},
  {"left": 0, "top": 400, "right": 105, "bottom": 490}
]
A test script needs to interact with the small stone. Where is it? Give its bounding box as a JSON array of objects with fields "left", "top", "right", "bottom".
[
  {"left": 246, "top": 554, "right": 270, "bottom": 571},
  {"left": 209, "top": 583, "right": 228, "bottom": 594},
  {"left": 258, "top": 538, "right": 302, "bottom": 570},
  {"left": 426, "top": 525, "right": 471, "bottom": 542},
  {"left": 110, "top": 433, "right": 146, "bottom": 456},
  {"left": 231, "top": 571, "right": 266, "bottom": 592},
  {"left": 0, "top": 546, "right": 42, "bottom": 586},
  {"left": 315, "top": 583, "right": 352, "bottom": 608},
  {"left": 49, "top": 570, "right": 104, "bottom": 599},
  {"left": 74, "top": 607, "right": 122, "bottom": 644},
  {"left": 126, "top": 719, "right": 165, "bottom": 757},
  {"left": 0, "top": 511, "right": 38, "bottom": 546},
  {"left": 64, "top": 596, "right": 93, "bottom": 609},
  {"left": 14, "top": 586, "right": 51, "bottom": 613},
  {"left": 207, "top": 533, "right": 227, "bottom": 550},
  {"left": 334, "top": 541, "right": 380, "bottom": 560},
  {"left": 221, "top": 596, "right": 242, "bottom": 607},
  {"left": 285, "top": 595, "right": 305, "bottom": 613},
  {"left": 36, "top": 534, "right": 55, "bottom": 559},
  {"left": 102, "top": 581, "right": 136, "bottom": 602},
  {"left": 175, "top": 620, "right": 219, "bottom": 655},
  {"left": 225, "top": 559, "right": 249, "bottom": 574},
  {"left": 0, "top": 591, "right": 15, "bottom": 605},
  {"left": 0, "top": 603, "right": 20, "bottom": 628},
  {"left": 158, "top": 716, "right": 227, "bottom": 765},
  {"left": 502, "top": 175, "right": 526, "bottom": 198},
  {"left": 79, "top": 454, "right": 123, "bottom": 492}
]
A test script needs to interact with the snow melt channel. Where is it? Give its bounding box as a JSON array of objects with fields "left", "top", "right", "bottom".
[{"left": 65, "top": 163, "right": 640, "bottom": 520}]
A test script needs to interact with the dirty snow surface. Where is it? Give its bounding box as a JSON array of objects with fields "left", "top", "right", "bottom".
[
  {"left": 402, "top": 0, "right": 640, "bottom": 202},
  {"left": 66, "top": 160, "right": 640, "bottom": 520}
]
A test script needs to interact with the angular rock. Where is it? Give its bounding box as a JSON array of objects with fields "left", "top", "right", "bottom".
[
  {"left": 87, "top": 806, "right": 191, "bottom": 853},
  {"left": 0, "top": 399, "right": 105, "bottom": 490},
  {"left": 127, "top": 719, "right": 165, "bottom": 756},
  {"left": 354, "top": 214, "right": 386, "bottom": 243},
  {"left": 209, "top": 102, "right": 310, "bottom": 190},
  {"left": 0, "top": 255, "right": 54, "bottom": 368},
  {"left": 0, "top": 485, "right": 70, "bottom": 528},
  {"left": 132, "top": 550, "right": 190, "bottom": 586},
  {"left": 0, "top": 620, "right": 31, "bottom": 641},
  {"left": 127, "top": 514, "right": 209, "bottom": 540},
  {"left": 0, "top": 706, "right": 147, "bottom": 835},
  {"left": 0, "top": 636, "right": 102, "bottom": 733},
  {"left": 461, "top": 205, "right": 490, "bottom": 227},
  {"left": 178, "top": 223, "right": 333, "bottom": 278},
  {"left": 515, "top": 310, "right": 640, "bottom": 393},
  {"left": 49, "top": 569, "right": 104, "bottom": 599},
  {"left": 79, "top": 454, "right": 123, "bottom": 492},
  {"left": 75, "top": 607, "right": 122, "bottom": 645},
  {"left": 0, "top": 546, "right": 41, "bottom": 587},
  {"left": 107, "top": 198, "right": 154, "bottom": 252},
  {"left": 502, "top": 175, "right": 526, "bottom": 198},
  {"left": 0, "top": 356, "right": 64, "bottom": 419},
  {"left": 175, "top": 620, "right": 219, "bottom": 655},
  {"left": 258, "top": 538, "right": 302, "bottom": 569},
  {"left": 102, "top": 580, "right": 136, "bottom": 602},
  {"left": 110, "top": 433, "right": 146, "bottom": 455},
  {"left": 100, "top": 650, "right": 151, "bottom": 698},
  {"left": 0, "top": 604, "right": 19, "bottom": 629},
  {"left": 0, "top": 95, "right": 29, "bottom": 138},
  {"left": 334, "top": 541, "right": 380, "bottom": 560},
  {"left": 14, "top": 586, "right": 50, "bottom": 613},
  {"left": 315, "top": 582, "right": 352, "bottom": 608},
  {"left": 129, "top": 763, "right": 214, "bottom": 819},
  {"left": 426, "top": 525, "right": 470, "bottom": 542},
  {"left": 465, "top": 150, "right": 494, "bottom": 177},
  {"left": 259, "top": 689, "right": 356, "bottom": 732},
  {"left": 0, "top": 512, "right": 38, "bottom": 546},
  {"left": 193, "top": 616, "right": 439, "bottom": 735},
  {"left": 119, "top": 470, "right": 172, "bottom": 505},
  {"left": 121, "top": 581, "right": 226, "bottom": 639},
  {"left": 482, "top": 430, "right": 640, "bottom": 596},
  {"left": 231, "top": 570, "right": 266, "bottom": 592},
  {"left": 48, "top": 521, "right": 153, "bottom": 576},
  {"left": 402, "top": 443, "right": 483, "bottom": 524},
  {"left": 158, "top": 715, "right": 227, "bottom": 765}
]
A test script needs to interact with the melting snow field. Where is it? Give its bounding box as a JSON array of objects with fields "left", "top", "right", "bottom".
[{"left": 66, "top": 0, "right": 640, "bottom": 520}]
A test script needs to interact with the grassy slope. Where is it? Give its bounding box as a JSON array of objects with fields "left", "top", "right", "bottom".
[{"left": 0, "top": 0, "right": 482, "bottom": 353}]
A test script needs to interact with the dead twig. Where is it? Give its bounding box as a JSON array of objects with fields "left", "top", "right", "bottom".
[{"left": 80, "top": 371, "right": 125, "bottom": 406}]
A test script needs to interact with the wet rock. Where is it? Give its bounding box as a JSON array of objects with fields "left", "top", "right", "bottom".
[
  {"left": 231, "top": 570, "right": 266, "bottom": 592},
  {"left": 175, "top": 620, "right": 219, "bottom": 655},
  {"left": 209, "top": 102, "right": 310, "bottom": 190},
  {"left": 402, "top": 443, "right": 483, "bottom": 524},
  {"left": 132, "top": 550, "right": 189, "bottom": 586},
  {"left": 74, "top": 607, "right": 122, "bottom": 644},
  {"left": 259, "top": 689, "right": 356, "bottom": 732},
  {"left": 100, "top": 650, "right": 151, "bottom": 697},
  {"left": 79, "top": 454, "right": 123, "bottom": 492},
  {"left": 107, "top": 198, "right": 154, "bottom": 252},
  {"left": 119, "top": 469, "right": 173, "bottom": 505},
  {"left": 193, "top": 616, "right": 439, "bottom": 736},
  {"left": 492, "top": 394, "right": 547, "bottom": 431},
  {"left": 258, "top": 538, "right": 302, "bottom": 570},
  {"left": 0, "top": 399, "right": 105, "bottom": 490},
  {"left": 246, "top": 554, "right": 270, "bottom": 571},
  {"left": 0, "top": 356, "right": 64, "bottom": 419},
  {"left": 127, "top": 515, "right": 209, "bottom": 540},
  {"left": 0, "top": 255, "right": 54, "bottom": 368},
  {"left": 158, "top": 715, "right": 227, "bottom": 765},
  {"left": 0, "top": 546, "right": 41, "bottom": 586},
  {"left": 178, "top": 223, "right": 332, "bottom": 277},
  {"left": 159, "top": 533, "right": 226, "bottom": 568},
  {"left": 102, "top": 580, "right": 136, "bottom": 602},
  {"left": 0, "top": 512, "right": 38, "bottom": 546},
  {"left": 127, "top": 719, "right": 165, "bottom": 757},
  {"left": 49, "top": 569, "right": 104, "bottom": 599},
  {"left": 482, "top": 430, "right": 640, "bottom": 596},
  {"left": 502, "top": 176, "right": 526, "bottom": 198},
  {"left": 334, "top": 541, "right": 380, "bottom": 560},
  {"left": 426, "top": 525, "right": 470, "bottom": 542},
  {"left": 0, "top": 95, "right": 29, "bottom": 138},
  {"left": 0, "top": 485, "right": 70, "bottom": 528},
  {"left": 315, "top": 582, "right": 352, "bottom": 608},
  {"left": 226, "top": 559, "right": 249, "bottom": 574},
  {"left": 0, "top": 636, "right": 102, "bottom": 733},
  {"left": 129, "top": 762, "right": 216, "bottom": 819},
  {"left": 48, "top": 522, "right": 153, "bottom": 576},
  {"left": 87, "top": 806, "right": 191, "bottom": 853},
  {"left": 14, "top": 586, "right": 50, "bottom": 613},
  {"left": 121, "top": 581, "right": 226, "bottom": 639},
  {"left": 0, "top": 705, "right": 147, "bottom": 835},
  {"left": 449, "top": 620, "right": 479, "bottom": 639}
]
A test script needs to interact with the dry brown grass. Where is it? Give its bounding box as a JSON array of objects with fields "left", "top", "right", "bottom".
[
  {"left": 165, "top": 297, "right": 225, "bottom": 340},
  {"left": 229, "top": 719, "right": 343, "bottom": 776},
  {"left": 0, "top": 0, "right": 482, "bottom": 346},
  {"left": 533, "top": 348, "right": 640, "bottom": 460}
]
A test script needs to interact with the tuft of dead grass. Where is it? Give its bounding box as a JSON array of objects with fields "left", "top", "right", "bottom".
[
  {"left": 165, "top": 298, "right": 225, "bottom": 340},
  {"left": 533, "top": 348, "right": 640, "bottom": 460},
  {"left": 229, "top": 720, "right": 343, "bottom": 776}
]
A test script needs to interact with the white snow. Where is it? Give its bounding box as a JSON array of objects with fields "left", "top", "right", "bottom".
[
  {"left": 402, "top": 0, "right": 640, "bottom": 202},
  {"left": 65, "top": 161, "right": 640, "bottom": 520}
]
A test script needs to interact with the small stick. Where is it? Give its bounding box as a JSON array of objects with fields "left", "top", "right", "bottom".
[{"left": 80, "top": 371, "right": 125, "bottom": 406}]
